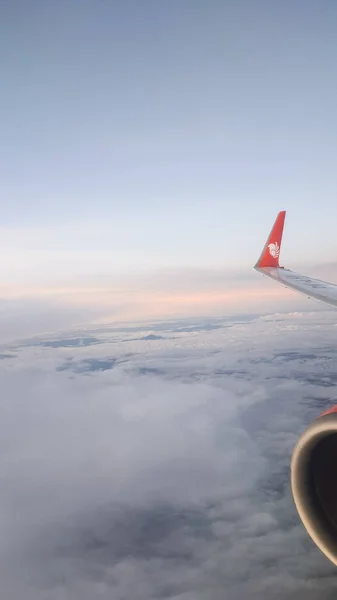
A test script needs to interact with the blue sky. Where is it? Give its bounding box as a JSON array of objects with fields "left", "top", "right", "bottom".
[{"left": 1, "top": 1, "right": 337, "bottom": 322}]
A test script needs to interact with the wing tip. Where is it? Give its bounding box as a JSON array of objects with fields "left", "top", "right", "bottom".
[{"left": 254, "top": 210, "right": 287, "bottom": 270}]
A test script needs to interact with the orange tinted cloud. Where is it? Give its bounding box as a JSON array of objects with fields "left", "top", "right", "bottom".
[{"left": 0, "top": 278, "right": 302, "bottom": 323}]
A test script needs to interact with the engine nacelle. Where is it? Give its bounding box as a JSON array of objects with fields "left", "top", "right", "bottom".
[{"left": 291, "top": 405, "right": 337, "bottom": 566}]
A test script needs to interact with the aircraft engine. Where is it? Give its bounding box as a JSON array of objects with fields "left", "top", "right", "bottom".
[{"left": 291, "top": 406, "right": 337, "bottom": 566}]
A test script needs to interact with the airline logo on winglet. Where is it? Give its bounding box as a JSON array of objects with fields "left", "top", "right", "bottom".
[{"left": 268, "top": 242, "right": 280, "bottom": 259}]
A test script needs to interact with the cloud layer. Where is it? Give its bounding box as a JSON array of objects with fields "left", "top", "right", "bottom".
[{"left": 1, "top": 311, "right": 337, "bottom": 598}]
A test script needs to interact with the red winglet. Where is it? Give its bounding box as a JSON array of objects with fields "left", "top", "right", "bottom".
[
  {"left": 319, "top": 405, "right": 337, "bottom": 418},
  {"left": 255, "top": 210, "right": 286, "bottom": 269}
]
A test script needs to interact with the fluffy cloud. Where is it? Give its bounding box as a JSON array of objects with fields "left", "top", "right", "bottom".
[{"left": 1, "top": 310, "right": 337, "bottom": 599}]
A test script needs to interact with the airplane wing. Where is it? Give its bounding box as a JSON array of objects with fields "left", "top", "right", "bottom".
[{"left": 254, "top": 211, "right": 337, "bottom": 309}]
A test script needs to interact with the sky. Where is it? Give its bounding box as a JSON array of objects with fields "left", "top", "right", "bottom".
[
  {"left": 2, "top": 0, "right": 337, "bottom": 330},
  {"left": 2, "top": 311, "right": 337, "bottom": 599}
]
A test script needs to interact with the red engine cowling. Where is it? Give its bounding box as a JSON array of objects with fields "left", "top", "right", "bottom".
[{"left": 291, "top": 405, "right": 337, "bottom": 565}]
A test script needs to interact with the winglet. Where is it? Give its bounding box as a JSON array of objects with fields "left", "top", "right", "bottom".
[{"left": 254, "top": 211, "right": 286, "bottom": 269}]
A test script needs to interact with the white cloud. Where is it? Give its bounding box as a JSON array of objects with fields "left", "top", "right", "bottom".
[{"left": 1, "top": 311, "right": 337, "bottom": 598}]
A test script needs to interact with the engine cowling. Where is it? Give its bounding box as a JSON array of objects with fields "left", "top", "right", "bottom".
[{"left": 291, "top": 405, "right": 337, "bottom": 566}]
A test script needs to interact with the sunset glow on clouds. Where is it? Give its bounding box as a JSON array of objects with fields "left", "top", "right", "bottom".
[
  {"left": 0, "top": 264, "right": 313, "bottom": 342},
  {"left": 0, "top": 213, "right": 333, "bottom": 342}
]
